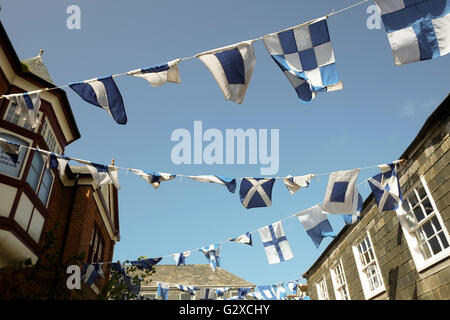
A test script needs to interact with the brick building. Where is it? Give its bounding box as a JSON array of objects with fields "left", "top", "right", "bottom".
[
  {"left": 136, "top": 264, "right": 255, "bottom": 300},
  {"left": 0, "top": 21, "right": 120, "bottom": 298},
  {"left": 303, "top": 94, "right": 449, "bottom": 300}
]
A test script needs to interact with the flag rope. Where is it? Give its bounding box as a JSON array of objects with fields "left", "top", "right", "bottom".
[{"left": 0, "top": 0, "right": 371, "bottom": 100}]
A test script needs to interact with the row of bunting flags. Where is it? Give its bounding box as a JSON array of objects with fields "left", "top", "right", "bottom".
[
  {"left": 0, "top": 137, "right": 401, "bottom": 213},
  {"left": 1, "top": 0, "right": 449, "bottom": 125},
  {"left": 81, "top": 260, "right": 307, "bottom": 300}
]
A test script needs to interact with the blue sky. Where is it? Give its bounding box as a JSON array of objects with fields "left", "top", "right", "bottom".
[{"left": 2, "top": 0, "right": 449, "bottom": 287}]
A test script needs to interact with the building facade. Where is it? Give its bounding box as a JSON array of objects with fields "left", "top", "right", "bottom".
[
  {"left": 303, "top": 94, "right": 449, "bottom": 300},
  {"left": 0, "top": 21, "right": 120, "bottom": 299},
  {"left": 137, "top": 264, "right": 255, "bottom": 300}
]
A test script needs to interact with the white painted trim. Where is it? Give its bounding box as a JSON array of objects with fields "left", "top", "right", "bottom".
[{"left": 92, "top": 188, "right": 118, "bottom": 242}]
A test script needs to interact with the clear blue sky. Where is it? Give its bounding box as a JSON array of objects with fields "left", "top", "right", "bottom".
[{"left": 2, "top": 0, "right": 449, "bottom": 287}]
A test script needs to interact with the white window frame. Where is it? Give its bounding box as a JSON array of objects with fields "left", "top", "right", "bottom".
[
  {"left": 25, "top": 148, "right": 55, "bottom": 207},
  {"left": 330, "top": 259, "right": 351, "bottom": 300},
  {"left": 0, "top": 130, "right": 31, "bottom": 180},
  {"left": 316, "top": 276, "right": 329, "bottom": 300},
  {"left": 396, "top": 175, "right": 450, "bottom": 272},
  {"left": 40, "top": 118, "right": 62, "bottom": 154},
  {"left": 353, "top": 232, "right": 385, "bottom": 300},
  {"left": 3, "top": 100, "right": 43, "bottom": 133}
]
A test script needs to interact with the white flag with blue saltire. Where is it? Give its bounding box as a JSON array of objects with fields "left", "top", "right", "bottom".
[
  {"left": 128, "top": 59, "right": 181, "bottom": 87},
  {"left": 374, "top": 0, "right": 450, "bottom": 65},
  {"left": 197, "top": 40, "right": 256, "bottom": 104},
  {"left": 262, "top": 17, "right": 342, "bottom": 103}
]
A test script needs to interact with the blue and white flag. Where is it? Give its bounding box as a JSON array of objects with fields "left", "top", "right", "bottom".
[
  {"left": 157, "top": 282, "right": 170, "bottom": 300},
  {"left": 256, "top": 285, "right": 277, "bottom": 300},
  {"left": 368, "top": 163, "right": 402, "bottom": 211},
  {"left": 323, "top": 169, "right": 360, "bottom": 214},
  {"left": 198, "top": 288, "right": 217, "bottom": 300},
  {"left": 342, "top": 187, "right": 363, "bottom": 225},
  {"left": 188, "top": 175, "right": 236, "bottom": 193},
  {"left": 85, "top": 162, "right": 121, "bottom": 190},
  {"left": 229, "top": 232, "right": 253, "bottom": 246},
  {"left": 216, "top": 287, "right": 231, "bottom": 297},
  {"left": 128, "top": 59, "right": 181, "bottom": 87},
  {"left": 247, "top": 291, "right": 264, "bottom": 300},
  {"left": 284, "top": 174, "right": 314, "bottom": 195},
  {"left": 239, "top": 178, "right": 276, "bottom": 209},
  {"left": 130, "top": 257, "right": 163, "bottom": 270},
  {"left": 172, "top": 251, "right": 190, "bottom": 266},
  {"left": 109, "top": 261, "right": 127, "bottom": 277},
  {"left": 69, "top": 76, "right": 127, "bottom": 125},
  {"left": 197, "top": 40, "right": 256, "bottom": 104},
  {"left": 0, "top": 138, "right": 21, "bottom": 164},
  {"left": 131, "top": 169, "right": 176, "bottom": 189},
  {"left": 6, "top": 90, "right": 42, "bottom": 129},
  {"left": 272, "top": 283, "right": 287, "bottom": 300},
  {"left": 238, "top": 288, "right": 252, "bottom": 299},
  {"left": 258, "top": 221, "right": 293, "bottom": 264},
  {"left": 374, "top": 0, "right": 450, "bottom": 65},
  {"left": 176, "top": 284, "right": 199, "bottom": 295},
  {"left": 200, "top": 244, "right": 221, "bottom": 272},
  {"left": 297, "top": 204, "right": 335, "bottom": 248},
  {"left": 262, "top": 17, "right": 342, "bottom": 103},
  {"left": 287, "top": 280, "right": 300, "bottom": 294},
  {"left": 81, "top": 263, "right": 104, "bottom": 286}
]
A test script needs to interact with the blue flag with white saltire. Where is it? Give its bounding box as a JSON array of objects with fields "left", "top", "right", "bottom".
[
  {"left": 188, "top": 175, "right": 236, "bottom": 193},
  {"left": 229, "top": 232, "right": 253, "bottom": 246},
  {"left": 239, "top": 178, "right": 276, "bottom": 209},
  {"left": 297, "top": 204, "right": 335, "bottom": 248},
  {"left": 130, "top": 257, "right": 163, "bottom": 270},
  {"left": 258, "top": 221, "right": 294, "bottom": 264},
  {"left": 197, "top": 41, "right": 256, "bottom": 104},
  {"left": 323, "top": 169, "right": 360, "bottom": 214},
  {"left": 200, "top": 244, "right": 221, "bottom": 272},
  {"left": 81, "top": 263, "right": 104, "bottom": 286},
  {"left": 262, "top": 17, "right": 342, "bottom": 103},
  {"left": 374, "top": 0, "right": 450, "bottom": 65},
  {"left": 128, "top": 59, "right": 181, "bottom": 87},
  {"left": 157, "top": 282, "right": 170, "bottom": 300},
  {"left": 6, "top": 90, "right": 42, "bottom": 129},
  {"left": 69, "top": 76, "right": 127, "bottom": 125},
  {"left": 368, "top": 163, "right": 402, "bottom": 211}
]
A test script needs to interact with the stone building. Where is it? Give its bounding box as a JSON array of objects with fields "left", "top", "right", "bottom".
[
  {"left": 137, "top": 264, "right": 255, "bottom": 300},
  {"left": 0, "top": 21, "right": 120, "bottom": 298},
  {"left": 303, "top": 93, "right": 449, "bottom": 300}
]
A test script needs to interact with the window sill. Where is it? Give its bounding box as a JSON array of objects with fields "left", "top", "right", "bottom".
[
  {"left": 364, "top": 287, "right": 386, "bottom": 300},
  {"left": 417, "top": 254, "right": 450, "bottom": 279}
]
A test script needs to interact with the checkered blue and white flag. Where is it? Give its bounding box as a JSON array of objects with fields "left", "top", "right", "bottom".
[
  {"left": 200, "top": 244, "right": 221, "bottom": 272},
  {"left": 239, "top": 178, "right": 276, "bottom": 209},
  {"left": 262, "top": 17, "right": 342, "bottom": 103},
  {"left": 188, "top": 175, "right": 236, "bottom": 193},
  {"left": 85, "top": 162, "right": 121, "bottom": 190},
  {"left": 375, "top": 0, "right": 450, "bottom": 65},
  {"left": 128, "top": 59, "right": 181, "bottom": 87},
  {"left": 297, "top": 204, "right": 335, "bottom": 248},
  {"left": 322, "top": 169, "right": 360, "bottom": 214},
  {"left": 197, "top": 41, "right": 256, "bottom": 104},
  {"left": 6, "top": 90, "right": 42, "bottom": 129},
  {"left": 131, "top": 169, "right": 176, "bottom": 189},
  {"left": 368, "top": 163, "right": 402, "bottom": 211},
  {"left": 229, "top": 232, "right": 253, "bottom": 246},
  {"left": 69, "top": 76, "right": 127, "bottom": 125},
  {"left": 258, "top": 221, "right": 294, "bottom": 264}
]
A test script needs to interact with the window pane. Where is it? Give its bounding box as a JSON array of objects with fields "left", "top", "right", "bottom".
[
  {"left": 438, "top": 232, "right": 449, "bottom": 249},
  {"left": 428, "top": 236, "right": 442, "bottom": 255},
  {"left": 419, "top": 243, "right": 432, "bottom": 259},
  {"left": 417, "top": 186, "right": 427, "bottom": 200},
  {"left": 0, "top": 133, "right": 29, "bottom": 177},
  {"left": 431, "top": 217, "right": 442, "bottom": 231},
  {"left": 422, "top": 198, "right": 433, "bottom": 215},
  {"left": 26, "top": 152, "right": 44, "bottom": 191},
  {"left": 38, "top": 169, "right": 53, "bottom": 205},
  {"left": 422, "top": 221, "right": 435, "bottom": 238},
  {"left": 408, "top": 194, "right": 418, "bottom": 209},
  {"left": 4, "top": 102, "right": 32, "bottom": 130},
  {"left": 413, "top": 206, "right": 425, "bottom": 222}
]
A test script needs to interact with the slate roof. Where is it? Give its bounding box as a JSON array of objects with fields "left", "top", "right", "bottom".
[
  {"left": 21, "top": 51, "right": 54, "bottom": 84},
  {"left": 136, "top": 265, "right": 255, "bottom": 288}
]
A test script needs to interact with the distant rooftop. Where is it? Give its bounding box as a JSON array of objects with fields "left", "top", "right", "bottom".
[
  {"left": 21, "top": 49, "right": 53, "bottom": 84},
  {"left": 135, "top": 264, "right": 255, "bottom": 288}
]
